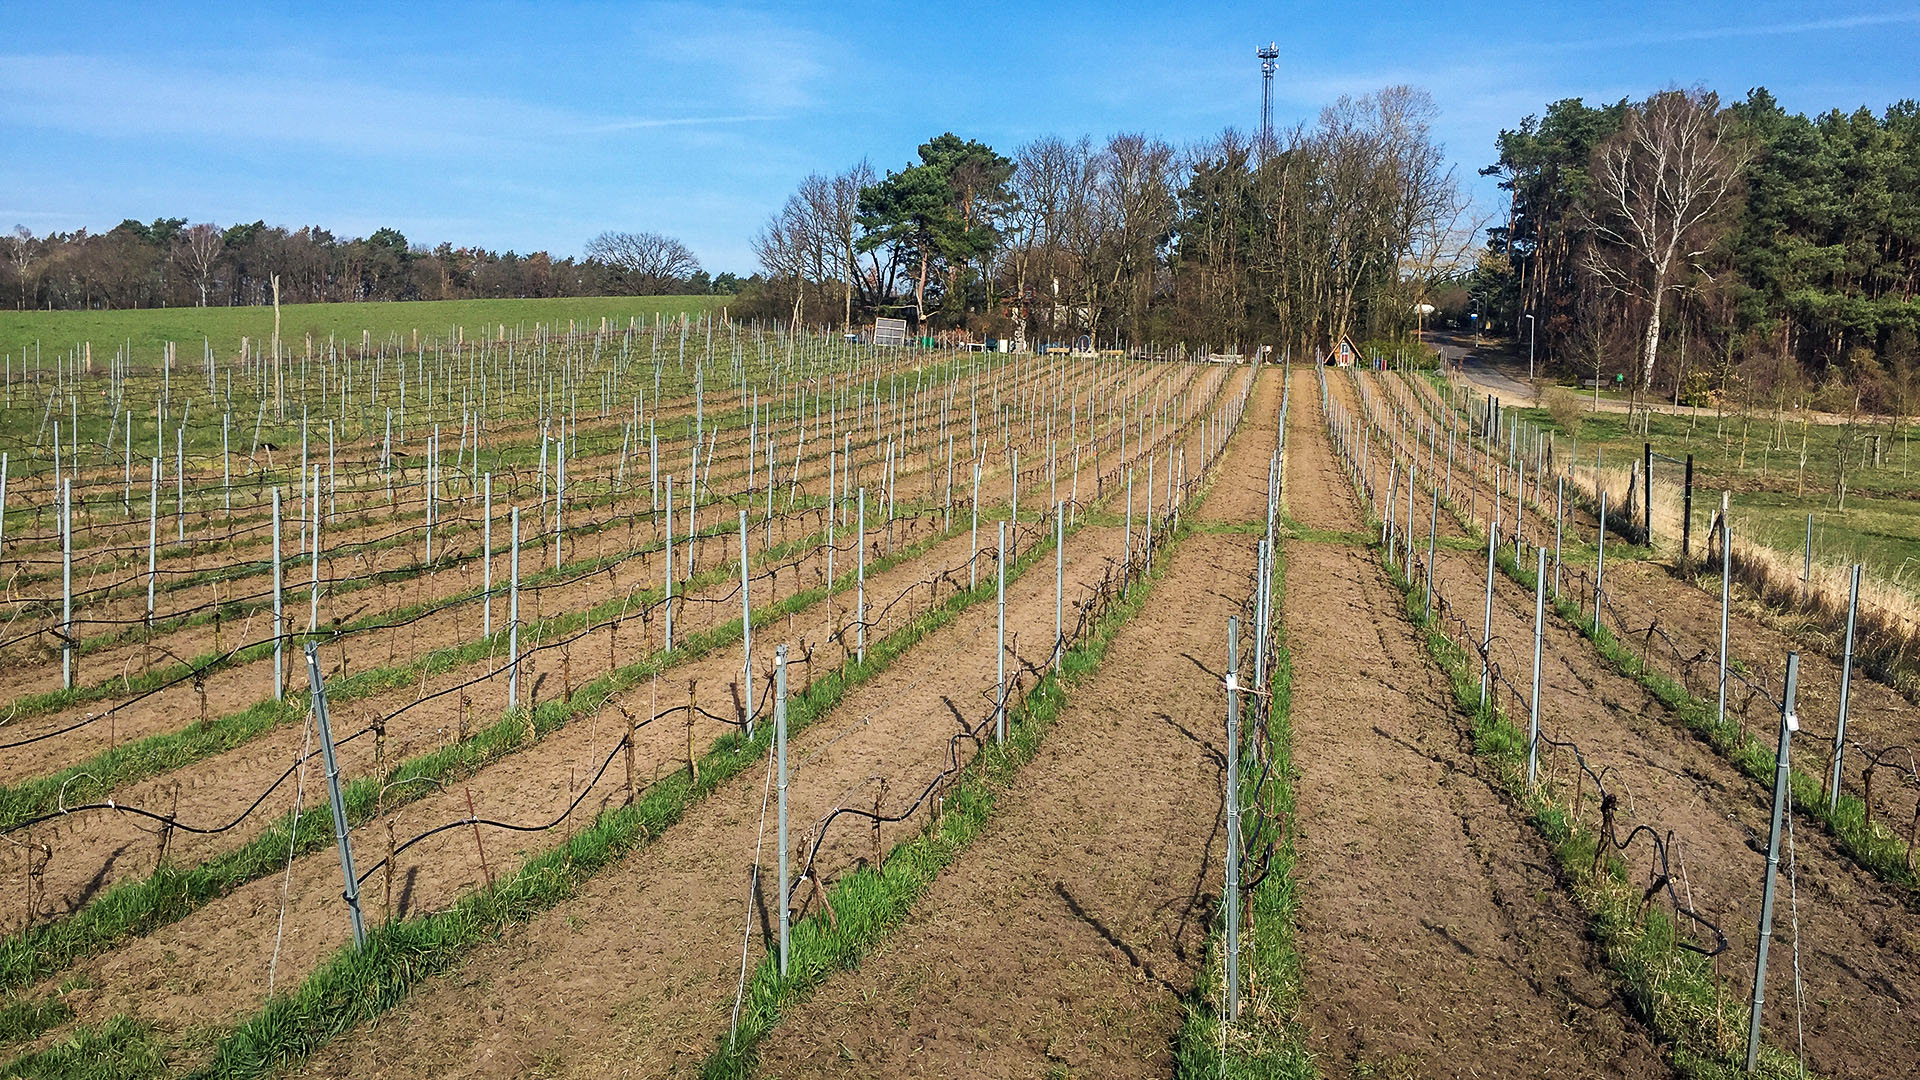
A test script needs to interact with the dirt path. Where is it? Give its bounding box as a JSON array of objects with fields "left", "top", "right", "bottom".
[
  {"left": 745, "top": 368, "right": 1276, "bottom": 1078},
  {"left": 1284, "top": 368, "right": 1666, "bottom": 1078}
]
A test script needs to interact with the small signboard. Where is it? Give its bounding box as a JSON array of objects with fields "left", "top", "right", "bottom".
[{"left": 874, "top": 317, "right": 908, "bottom": 347}]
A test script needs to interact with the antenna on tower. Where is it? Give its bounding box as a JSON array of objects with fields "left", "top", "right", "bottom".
[{"left": 1257, "top": 42, "right": 1280, "bottom": 155}]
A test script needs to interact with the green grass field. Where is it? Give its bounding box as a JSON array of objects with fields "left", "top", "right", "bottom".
[
  {"left": 1517, "top": 400, "right": 1920, "bottom": 595},
  {"left": 0, "top": 295, "right": 730, "bottom": 364}
]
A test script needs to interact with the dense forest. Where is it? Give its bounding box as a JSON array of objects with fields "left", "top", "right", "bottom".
[
  {"left": 1476, "top": 87, "right": 1919, "bottom": 413},
  {"left": 0, "top": 223, "right": 740, "bottom": 310},
  {"left": 748, "top": 86, "right": 1471, "bottom": 358}
]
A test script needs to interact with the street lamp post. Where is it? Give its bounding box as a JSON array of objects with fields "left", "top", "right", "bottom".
[{"left": 1524, "top": 314, "right": 1536, "bottom": 380}]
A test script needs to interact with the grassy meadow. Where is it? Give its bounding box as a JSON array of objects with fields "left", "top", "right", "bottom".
[{"left": 0, "top": 295, "right": 730, "bottom": 366}]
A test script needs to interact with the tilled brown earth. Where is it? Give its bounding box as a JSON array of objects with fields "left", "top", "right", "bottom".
[
  {"left": 14, "top": 520, "right": 1000, "bottom": 1045},
  {"left": 4, "top": 511, "right": 943, "bottom": 932},
  {"left": 1287, "top": 369, "right": 1666, "bottom": 1078},
  {"left": 1426, "top": 525, "right": 1920, "bottom": 1078},
  {"left": 1599, "top": 559, "right": 1920, "bottom": 827},
  {"left": 745, "top": 368, "right": 1274, "bottom": 1079},
  {"left": 288, "top": 526, "right": 1130, "bottom": 1079}
]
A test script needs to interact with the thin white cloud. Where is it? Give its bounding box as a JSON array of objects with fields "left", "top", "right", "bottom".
[{"left": 1543, "top": 11, "right": 1920, "bottom": 51}]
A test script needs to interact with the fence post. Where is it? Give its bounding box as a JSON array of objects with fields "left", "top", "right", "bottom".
[
  {"left": 664, "top": 475, "right": 674, "bottom": 651},
  {"left": 1728, "top": 499, "right": 1743, "bottom": 726},
  {"left": 1802, "top": 513, "right": 1813, "bottom": 606},
  {"left": 61, "top": 480, "right": 73, "bottom": 690},
  {"left": 1682, "top": 454, "right": 1695, "bottom": 563},
  {"left": 509, "top": 506, "right": 521, "bottom": 708},
  {"left": 1827, "top": 564, "right": 1862, "bottom": 812},
  {"left": 1596, "top": 490, "right": 1607, "bottom": 614},
  {"left": 554, "top": 430, "right": 565, "bottom": 571},
  {"left": 1643, "top": 441, "right": 1652, "bottom": 547},
  {"left": 1745, "top": 651, "right": 1800, "bottom": 1074},
  {"left": 1054, "top": 504, "right": 1064, "bottom": 669},
  {"left": 306, "top": 642, "right": 367, "bottom": 949},
  {"left": 740, "top": 509, "right": 754, "bottom": 736},
  {"left": 1425, "top": 483, "right": 1438, "bottom": 622},
  {"left": 311, "top": 465, "right": 322, "bottom": 632},
  {"left": 857, "top": 488, "right": 867, "bottom": 664},
  {"left": 146, "top": 462, "right": 159, "bottom": 628},
  {"left": 1224, "top": 614, "right": 1241, "bottom": 1022},
  {"left": 971, "top": 459, "right": 981, "bottom": 590},
  {"left": 1480, "top": 515, "right": 1497, "bottom": 706},
  {"left": 775, "top": 643, "right": 789, "bottom": 978},
  {"left": 996, "top": 519, "right": 1007, "bottom": 745},
  {"left": 1553, "top": 476, "right": 1564, "bottom": 599},
  {"left": 1528, "top": 547, "right": 1546, "bottom": 788},
  {"left": 273, "top": 487, "right": 284, "bottom": 701},
  {"left": 483, "top": 474, "right": 493, "bottom": 638},
  {"left": 1124, "top": 468, "right": 1134, "bottom": 574}
]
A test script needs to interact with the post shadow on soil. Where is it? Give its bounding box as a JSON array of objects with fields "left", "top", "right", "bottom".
[{"left": 1051, "top": 880, "right": 1181, "bottom": 996}]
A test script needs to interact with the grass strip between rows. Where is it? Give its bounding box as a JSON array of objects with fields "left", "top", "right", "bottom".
[
  {"left": 698, "top": 370, "right": 1257, "bottom": 1079},
  {"left": 1493, "top": 545, "right": 1919, "bottom": 899},
  {"left": 1374, "top": 534, "right": 1810, "bottom": 1080},
  {"left": 0, "top": 519, "right": 1076, "bottom": 1079},
  {"left": 1174, "top": 520, "right": 1313, "bottom": 1078},
  {"left": 0, "top": 519, "right": 949, "bottom": 998},
  {"left": 170, "top": 486, "right": 1072, "bottom": 1080}
]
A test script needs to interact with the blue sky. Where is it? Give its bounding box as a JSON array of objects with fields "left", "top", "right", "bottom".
[{"left": 5, "top": 1, "right": 1917, "bottom": 274}]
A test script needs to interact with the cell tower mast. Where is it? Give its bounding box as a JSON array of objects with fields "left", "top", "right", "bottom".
[{"left": 1257, "top": 42, "right": 1279, "bottom": 153}]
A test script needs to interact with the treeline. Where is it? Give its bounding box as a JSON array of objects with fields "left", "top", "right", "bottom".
[
  {"left": 1477, "top": 87, "right": 1920, "bottom": 414},
  {"left": 745, "top": 86, "right": 1474, "bottom": 356},
  {"left": 0, "top": 222, "right": 742, "bottom": 311}
]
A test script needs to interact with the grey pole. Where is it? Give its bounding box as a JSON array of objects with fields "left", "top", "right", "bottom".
[
  {"left": 483, "top": 474, "right": 493, "bottom": 638},
  {"left": 310, "top": 465, "right": 321, "bottom": 633},
  {"left": 305, "top": 642, "right": 367, "bottom": 949},
  {"left": 146, "top": 462, "right": 159, "bottom": 627},
  {"left": 740, "top": 509, "right": 754, "bottom": 736},
  {"left": 1425, "top": 483, "right": 1438, "bottom": 622},
  {"left": 1827, "top": 564, "right": 1862, "bottom": 811},
  {"left": 775, "top": 643, "right": 789, "bottom": 978},
  {"left": 664, "top": 475, "right": 674, "bottom": 651},
  {"left": 1596, "top": 490, "right": 1608, "bottom": 616},
  {"left": 1728, "top": 507, "right": 1743, "bottom": 726},
  {"left": 1052, "top": 503, "right": 1067, "bottom": 668},
  {"left": 272, "top": 487, "right": 284, "bottom": 701},
  {"left": 509, "top": 506, "right": 521, "bottom": 708},
  {"left": 1224, "top": 614, "right": 1241, "bottom": 1022},
  {"left": 857, "top": 488, "right": 867, "bottom": 663},
  {"left": 996, "top": 519, "right": 1007, "bottom": 745},
  {"left": 971, "top": 459, "right": 981, "bottom": 590},
  {"left": 1124, "top": 468, "right": 1134, "bottom": 573},
  {"left": 1253, "top": 539, "right": 1269, "bottom": 694},
  {"left": 1553, "top": 476, "right": 1565, "bottom": 599},
  {"left": 61, "top": 480, "right": 72, "bottom": 690},
  {"left": 1480, "top": 515, "right": 1497, "bottom": 706},
  {"left": 826, "top": 451, "right": 836, "bottom": 594},
  {"left": 1803, "top": 513, "right": 1813, "bottom": 602},
  {"left": 1745, "top": 651, "right": 1800, "bottom": 1073},
  {"left": 1527, "top": 547, "right": 1547, "bottom": 788},
  {"left": 554, "top": 430, "right": 565, "bottom": 571}
]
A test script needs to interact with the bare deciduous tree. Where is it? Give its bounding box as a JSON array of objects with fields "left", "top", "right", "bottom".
[
  {"left": 176, "top": 223, "right": 223, "bottom": 307},
  {"left": 584, "top": 231, "right": 701, "bottom": 293},
  {"left": 1585, "top": 88, "right": 1748, "bottom": 391}
]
